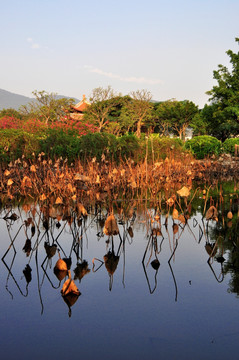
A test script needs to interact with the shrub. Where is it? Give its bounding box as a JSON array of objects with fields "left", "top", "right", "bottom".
[
  {"left": 39, "top": 129, "right": 81, "bottom": 163},
  {"left": 78, "top": 132, "right": 118, "bottom": 161},
  {"left": 0, "top": 129, "right": 42, "bottom": 163},
  {"left": 116, "top": 134, "right": 140, "bottom": 161},
  {"left": 185, "top": 135, "right": 222, "bottom": 159},
  {"left": 223, "top": 138, "right": 239, "bottom": 155}
]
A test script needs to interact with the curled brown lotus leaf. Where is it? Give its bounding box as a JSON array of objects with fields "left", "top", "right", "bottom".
[
  {"left": 30, "top": 165, "right": 37, "bottom": 172},
  {"left": 178, "top": 214, "right": 186, "bottom": 224},
  {"left": 167, "top": 197, "right": 175, "bottom": 207},
  {"left": 205, "top": 206, "right": 218, "bottom": 221},
  {"left": 22, "top": 176, "right": 32, "bottom": 188},
  {"left": 103, "top": 214, "right": 119, "bottom": 236},
  {"left": 55, "top": 197, "right": 63, "bottom": 205},
  {"left": 173, "top": 223, "right": 179, "bottom": 234},
  {"left": 54, "top": 258, "right": 68, "bottom": 272},
  {"left": 61, "top": 277, "right": 80, "bottom": 297},
  {"left": 205, "top": 243, "right": 217, "bottom": 257},
  {"left": 54, "top": 268, "right": 68, "bottom": 281},
  {"left": 74, "top": 261, "right": 91, "bottom": 281},
  {"left": 127, "top": 226, "right": 134, "bottom": 238},
  {"left": 77, "top": 203, "right": 88, "bottom": 217},
  {"left": 7, "top": 178, "right": 14, "bottom": 186},
  {"left": 177, "top": 186, "right": 190, "bottom": 197},
  {"left": 104, "top": 251, "right": 119, "bottom": 275}
]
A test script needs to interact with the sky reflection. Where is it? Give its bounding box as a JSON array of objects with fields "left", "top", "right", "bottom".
[{"left": 0, "top": 197, "right": 238, "bottom": 360}]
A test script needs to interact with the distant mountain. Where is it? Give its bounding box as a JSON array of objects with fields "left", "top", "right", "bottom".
[
  {"left": 0, "top": 89, "right": 80, "bottom": 111},
  {"left": 0, "top": 89, "right": 34, "bottom": 110}
]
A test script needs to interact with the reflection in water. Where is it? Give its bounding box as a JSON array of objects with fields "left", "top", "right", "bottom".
[{"left": 0, "top": 190, "right": 238, "bottom": 317}]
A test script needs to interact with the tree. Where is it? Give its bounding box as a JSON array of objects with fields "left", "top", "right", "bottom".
[
  {"left": 155, "top": 99, "right": 198, "bottom": 139},
  {"left": 20, "top": 90, "right": 75, "bottom": 124},
  {"left": 122, "top": 90, "right": 153, "bottom": 138},
  {"left": 83, "top": 86, "right": 119, "bottom": 132},
  {"left": 206, "top": 37, "right": 239, "bottom": 140}
]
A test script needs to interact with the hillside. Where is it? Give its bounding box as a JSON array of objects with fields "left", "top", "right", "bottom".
[
  {"left": 0, "top": 89, "right": 80, "bottom": 110},
  {"left": 0, "top": 89, "right": 34, "bottom": 110}
]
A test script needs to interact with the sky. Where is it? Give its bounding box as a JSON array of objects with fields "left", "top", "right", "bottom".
[{"left": 0, "top": 0, "right": 239, "bottom": 108}]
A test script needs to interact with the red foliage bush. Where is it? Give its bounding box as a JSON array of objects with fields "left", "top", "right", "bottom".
[{"left": 0, "top": 116, "right": 96, "bottom": 136}]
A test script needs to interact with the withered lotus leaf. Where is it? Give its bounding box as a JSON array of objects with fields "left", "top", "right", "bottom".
[
  {"left": 103, "top": 214, "right": 119, "bottom": 236},
  {"left": 205, "top": 206, "right": 218, "bottom": 221},
  {"left": 104, "top": 251, "right": 119, "bottom": 275},
  {"left": 61, "top": 277, "right": 80, "bottom": 297},
  {"left": 39, "top": 193, "right": 47, "bottom": 201},
  {"left": 227, "top": 211, "right": 233, "bottom": 219},
  {"left": 177, "top": 186, "right": 190, "bottom": 197},
  {"left": 172, "top": 208, "right": 179, "bottom": 220},
  {"left": 166, "top": 197, "right": 174, "bottom": 207},
  {"left": 127, "top": 226, "right": 134, "bottom": 238},
  {"left": 30, "top": 165, "right": 37, "bottom": 172},
  {"left": 173, "top": 223, "right": 179, "bottom": 234},
  {"left": 54, "top": 258, "right": 68, "bottom": 271},
  {"left": 22, "top": 176, "right": 32, "bottom": 187},
  {"left": 4, "top": 169, "right": 10, "bottom": 176},
  {"left": 205, "top": 243, "right": 217, "bottom": 257},
  {"left": 178, "top": 214, "right": 186, "bottom": 224},
  {"left": 77, "top": 203, "right": 88, "bottom": 217},
  {"left": 7, "top": 178, "right": 14, "bottom": 186},
  {"left": 55, "top": 197, "right": 63, "bottom": 205}
]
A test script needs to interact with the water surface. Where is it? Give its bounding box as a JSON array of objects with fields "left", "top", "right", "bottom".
[{"left": 0, "top": 194, "right": 238, "bottom": 360}]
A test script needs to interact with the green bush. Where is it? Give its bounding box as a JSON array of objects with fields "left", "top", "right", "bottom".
[
  {"left": 78, "top": 132, "right": 119, "bottom": 161},
  {"left": 185, "top": 135, "right": 222, "bottom": 159},
  {"left": 116, "top": 134, "right": 140, "bottom": 161},
  {"left": 223, "top": 138, "right": 239, "bottom": 155},
  {"left": 39, "top": 129, "right": 81, "bottom": 163},
  {"left": 0, "top": 129, "right": 41, "bottom": 163}
]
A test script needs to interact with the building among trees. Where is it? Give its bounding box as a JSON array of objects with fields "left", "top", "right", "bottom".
[{"left": 70, "top": 95, "right": 91, "bottom": 120}]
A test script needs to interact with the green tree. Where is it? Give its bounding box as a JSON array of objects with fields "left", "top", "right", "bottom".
[
  {"left": 83, "top": 86, "right": 119, "bottom": 132},
  {"left": 122, "top": 90, "right": 153, "bottom": 138},
  {"left": 206, "top": 37, "right": 239, "bottom": 141},
  {"left": 20, "top": 90, "right": 75, "bottom": 124},
  {"left": 155, "top": 99, "right": 198, "bottom": 139}
]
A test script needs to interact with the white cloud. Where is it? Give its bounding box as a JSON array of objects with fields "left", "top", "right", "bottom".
[
  {"left": 84, "top": 65, "right": 163, "bottom": 85},
  {"left": 26, "top": 37, "right": 40, "bottom": 49}
]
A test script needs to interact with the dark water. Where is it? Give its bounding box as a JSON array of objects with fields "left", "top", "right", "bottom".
[{"left": 0, "top": 193, "right": 238, "bottom": 360}]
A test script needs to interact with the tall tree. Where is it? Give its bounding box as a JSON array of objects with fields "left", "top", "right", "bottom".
[
  {"left": 155, "top": 99, "right": 198, "bottom": 139},
  {"left": 122, "top": 90, "right": 153, "bottom": 138},
  {"left": 20, "top": 90, "right": 75, "bottom": 124},
  {"left": 83, "top": 86, "right": 118, "bottom": 132},
  {"left": 206, "top": 37, "right": 239, "bottom": 140}
]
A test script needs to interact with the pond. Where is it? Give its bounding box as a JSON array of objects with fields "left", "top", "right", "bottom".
[{"left": 0, "top": 184, "right": 238, "bottom": 360}]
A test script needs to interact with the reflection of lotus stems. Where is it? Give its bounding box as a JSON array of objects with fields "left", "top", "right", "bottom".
[
  {"left": 168, "top": 239, "right": 178, "bottom": 302},
  {"left": 207, "top": 258, "right": 224, "bottom": 283},
  {"left": 35, "top": 244, "right": 44, "bottom": 315}
]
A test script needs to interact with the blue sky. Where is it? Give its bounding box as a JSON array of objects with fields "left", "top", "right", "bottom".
[{"left": 0, "top": 0, "right": 239, "bottom": 107}]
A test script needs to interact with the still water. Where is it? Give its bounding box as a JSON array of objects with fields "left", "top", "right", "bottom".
[{"left": 0, "top": 193, "right": 238, "bottom": 360}]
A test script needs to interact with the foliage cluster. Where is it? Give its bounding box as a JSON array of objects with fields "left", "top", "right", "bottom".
[
  {"left": 185, "top": 135, "right": 222, "bottom": 159},
  {"left": 222, "top": 138, "right": 239, "bottom": 155},
  {"left": 0, "top": 129, "right": 42, "bottom": 162},
  {"left": 0, "top": 127, "right": 188, "bottom": 164}
]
